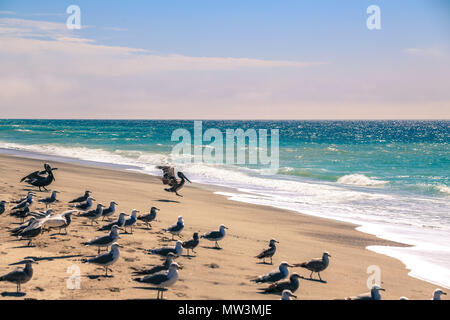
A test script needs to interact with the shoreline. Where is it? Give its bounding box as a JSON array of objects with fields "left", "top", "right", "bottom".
[{"left": 0, "top": 152, "right": 441, "bottom": 299}]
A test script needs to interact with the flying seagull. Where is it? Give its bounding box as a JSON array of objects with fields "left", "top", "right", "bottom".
[{"left": 157, "top": 166, "right": 191, "bottom": 197}]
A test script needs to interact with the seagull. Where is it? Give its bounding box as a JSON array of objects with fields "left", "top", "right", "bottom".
[
  {"left": 71, "top": 196, "right": 95, "bottom": 211},
  {"left": 132, "top": 253, "right": 176, "bottom": 276},
  {"left": 83, "top": 243, "right": 121, "bottom": 276},
  {"left": 0, "top": 200, "right": 7, "bottom": 215},
  {"left": 346, "top": 285, "right": 385, "bottom": 300},
  {"left": 201, "top": 224, "right": 228, "bottom": 248},
  {"left": 78, "top": 204, "right": 104, "bottom": 225},
  {"left": 12, "top": 193, "right": 34, "bottom": 210},
  {"left": 10, "top": 217, "right": 37, "bottom": 236},
  {"left": 69, "top": 190, "right": 92, "bottom": 203},
  {"left": 101, "top": 201, "right": 118, "bottom": 220},
  {"left": 281, "top": 289, "right": 297, "bottom": 300},
  {"left": 251, "top": 261, "right": 293, "bottom": 283},
  {"left": 134, "top": 262, "right": 181, "bottom": 299},
  {"left": 294, "top": 251, "right": 331, "bottom": 281},
  {"left": 98, "top": 212, "right": 126, "bottom": 231},
  {"left": 12, "top": 191, "right": 35, "bottom": 204},
  {"left": 38, "top": 190, "right": 59, "bottom": 208},
  {"left": 10, "top": 203, "right": 31, "bottom": 222},
  {"left": 157, "top": 166, "right": 192, "bottom": 197},
  {"left": 150, "top": 240, "right": 183, "bottom": 257},
  {"left": 182, "top": 232, "right": 199, "bottom": 255},
  {"left": 432, "top": 289, "right": 447, "bottom": 300},
  {"left": 43, "top": 210, "right": 74, "bottom": 234},
  {"left": 163, "top": 216, "right": 184, "bottom": 240},
  {"left": 137, "top": 207, "right": 159, "bottom": 229},
  {"left": 124, "top": 209, "right": 138, "bottom": 233},
  {"left": 82, "top": 225, "right": 120, "bottom": 254},
  {"left": 255, "top": 239, "right": 279, "bottom": 264},
  {"left": 0, "top": 259, "right": 36, "bottom": 293},
  {"left": 21, "top": 163, "right": 57, "bottom": 191},
  {"left": 260, "top": 273, "right": 301, "bottom": 294},
  {"left": 18, "top": 220, "right": 43, "bottom": 246}
]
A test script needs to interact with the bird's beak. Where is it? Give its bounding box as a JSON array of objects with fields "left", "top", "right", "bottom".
[
  {"left": 52, "top": 168, "right": 58, "bottom": 170},
  {"left": 443, "top": 292, "right": 447, "bottom": 295},
  {"left": 156, "top": 208, "right": 160, "bottom": 211},
  {"left": 292, "top": 294, "right": 297, "bottom": 298},
  {"left": 178, "top": 265, "right": 183, "bottom": 270},
  {"left": 380, "top": 288, "right": 386, "bottom": 291},
  {"left": 328, "top": 254, "right": 332, "bottom": 258},
  {"left": 92, "top": 198, "right": 96, "bottom": 201},
  {"left": 288, "top": 264, "right": 294, "bottom": 267}
]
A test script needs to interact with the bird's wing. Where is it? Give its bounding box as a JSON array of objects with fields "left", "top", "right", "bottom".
[
  {"left": 88, "top": 252, "right": 113, "bottom": 264},
  {"left": 20, "top": 171, "right": 42, "bottom": 182},
  {"left": 204, "top": 231, "right": 221, "bottom": 239},
  {"left": 140, "top": 272, "right": 169, "bottom": 285}
]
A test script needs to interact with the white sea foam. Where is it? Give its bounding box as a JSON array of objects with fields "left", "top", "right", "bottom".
[{"left": 337, "top": 174, "right": 388, "bottom": 186}]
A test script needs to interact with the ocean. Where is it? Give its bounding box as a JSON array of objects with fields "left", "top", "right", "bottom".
[{"left": 0, "top": 119, "right": 448, "bottom": 288}]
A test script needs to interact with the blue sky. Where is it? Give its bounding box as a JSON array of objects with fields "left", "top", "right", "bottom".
[{"left": 0, "top": 1, "right": 449, "bottom": 118}]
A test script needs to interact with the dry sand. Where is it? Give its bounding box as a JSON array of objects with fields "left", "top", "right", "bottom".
[{"left": 0, "top": 153, "right": 439, "bottom": 300}]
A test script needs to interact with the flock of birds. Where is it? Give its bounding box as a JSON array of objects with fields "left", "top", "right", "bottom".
[{"left": 0, "top": 163, "right": 447, "bottom": 300}]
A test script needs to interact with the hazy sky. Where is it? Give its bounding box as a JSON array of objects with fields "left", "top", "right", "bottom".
[{"left": 0, "top": 0, "right": 449, "bottom": 119}]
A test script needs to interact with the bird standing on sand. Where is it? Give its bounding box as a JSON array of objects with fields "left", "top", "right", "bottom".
[
  {"left": 38, "top": 190, "right": 59, "bottom": 208},
  {"left": 43, "top": 210, "right": 74, "bottom": 234},
  {"left": 83, "top": 243, "right": 120, "bottom": 276},
  {"left": 21, "top": 163, "right": 57, "bottom": 191},
  {"left": 255, "top": 239, "right": 279, "bottom": 264},
  {"left": 137, "top": 207, "right": 159, "bottom": 229},
  {"left": 150, "top": 240, "right": 183, "bottom": 257},
  {"left": 124, "top": 209, "right": 138, "bottom": 233},
  {"left": 252, "top": 261, "right": 293, "bottom": 283},
  {"left": 157, "top": 166, "right": 192, "bottom": 197},
  {"left": 11, "top": 203, "right": 31, "bottom": 222},
  {"left": 432, "top": 289, "right": 447, "bottom": 300},
  {"left": 82, "top": 225, "right": 120, "bottom": 254},
  {"left": 18, "top": 219, "right": 43, "bottom": 246},
  {"left": 99, "top": 212, "right": 126, "bottom": 231},
  {"left": 10, "top": 217, "right": 37, "bottom": 236},
  {"left": 12, "top": 191, "right": 34, "bottom": 204},
  {"left": 346, "top": 285, "right": 385, "bottom": 300},
  {"left": 72, "top": 196, "right": 95, "bottom": 211},
  {"left": 133, "top": 252, "right": 176, "bottom": 276},
  {"left": 78, "top": 203, "right": 104, "bottom": 225},
  {"left": 281, "top": 290, "right": 297, "bottom": 300},
  {"left": 163, "top": 216, "right": 184, "bottom": 240},
  {"left": 260, "top": 273, "right": 301, "bottom": 294},
  {"left": 134, "top": 262, "right": 181, "bottom": 299},
  {"left": 0, "top": 200, "right": 7, "bottom": 215},
  {"left": 182, "top": 232, "right": 199, "bottom": 255},
  {"left": 101, "top": 201, "right": 118, "bottom": 220},
  {"left": 201, "top": 224, "right": 228, "bottom": 248},
  {"left": 69, "top": 190, "right": 91, "bottom": 203},
  {"left": 294, "top": 251, "right": 331, "bottom": 281},
  {"left": 12, "top": 193, "right": 34, "bottom": 210},
  {"left": 0, "top": 260, "right": 35, "bottom": 293}
]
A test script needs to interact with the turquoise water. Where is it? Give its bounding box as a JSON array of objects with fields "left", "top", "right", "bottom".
[{"left": 0, "top": 119, "right": 449, "bottom": 287}]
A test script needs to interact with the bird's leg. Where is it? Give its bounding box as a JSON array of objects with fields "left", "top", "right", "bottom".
[
  {"left": 105, "top": 266, "right": 108, "bottom": 276},
  {"left": 270, "top": 257, "right": 273, "bottom": 265},
  {"left": 309, "top": 271, "right": 313, "bottom": 279},
  {"left": 98, "top": 247, "right": 100, "bottom": 254},
  {"left": 176, "top": 192, "right": 182, "bottom": 197},
  {"left": 318, "top": 273, "right": 322, "bottom": 281},
  {"left": 161, "top": 289, "right": 164, "bottom": 299}
]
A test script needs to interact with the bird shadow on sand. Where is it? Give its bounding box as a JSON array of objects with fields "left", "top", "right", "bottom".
[
  {"left": 299, "top": 275, "right": 327, "bottom": 283},
  {"left": 1, "top": 292, "right": 26, "bottom": 297},
  {"left": 256, "top": 261, "right": 273, "bottom": 265},
  {"left": 87, "top": 274, "right": 114, "bottom": 279},
  {"left": 201, "top": 246, "right": 223, "bottom": 250},
  {"left": 154, "top": 199, "right": 180, "bottom": 204},
  {"left": 10, "top": 254, "right": 83, "bottom": 265}
]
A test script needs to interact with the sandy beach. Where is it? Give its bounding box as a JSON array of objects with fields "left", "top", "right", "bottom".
[{"left": 0, "top": 153, "right": 439, "bottom": 300}]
